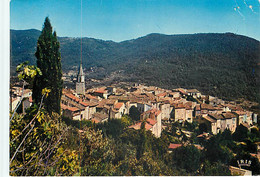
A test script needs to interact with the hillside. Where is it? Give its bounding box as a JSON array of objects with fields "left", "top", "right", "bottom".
[{"left": 10, "top": 29, "right": 260, "bottom": 102}]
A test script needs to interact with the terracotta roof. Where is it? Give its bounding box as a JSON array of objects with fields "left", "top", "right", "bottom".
[
  {"left": 129, "top": 122, "right": 153, "bottom": 131},
  {"left": 64, "top": 93, "right": 80, "bottom": 102},
  {"left": 186, "top": 89, "right": 200, "bottom": 93},
  {"left": 234, "top": 111, "right": 246, "bottom": 115},
  {"left": 203, "top": 115, "right": 217, "bottom": 123},
  {"left": 79, "top": 101, "right": 89, "bottom": 107},
  {"left": 195, "top": 105, "right": 201, "bottom": 111},
  {"left": 85, "top": 94, "right": 98, "bottom": 100},
  {"left": 201, "top": 103, "right": 216, "bottom": 110},
  {"left": 168, "top": 143, "right": 182, "bottom": 149},
  {"left": 174, "top": 103, "right": 185, "bottom": 109},
  {"left": 185, "top": 102, "right": 193, "bottom": 110},
  {"left": 114, "top": 102, "right": 124, "bottom": 109},
  {"left": 61, "top": 104, "right": 80, "bottom": 112},
  {"left": 208, "top": 113, "right": 224, "bottom": 120},
  {"left": 95, "top": 88, "right": 107, "bottom": 94},
  {"left": 146, "top": 118, "right": 157, "bottom": 125},
  {"left": 144, "top": 108, "right": 161, "bottom": 116},
  {"left": 222, "top": 112, "right": 236, "bottom": 119},
  {"left": 157, "top": 92, "right": 167, "bottom": 97}
]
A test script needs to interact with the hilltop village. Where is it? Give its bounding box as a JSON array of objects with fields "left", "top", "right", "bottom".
[{"left": 11, "top": 64, "right": 258, "bottom": 138}]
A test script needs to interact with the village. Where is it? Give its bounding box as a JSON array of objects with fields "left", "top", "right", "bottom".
[{"left": 11, "top": 64, "right": 258, "bottom": 138}]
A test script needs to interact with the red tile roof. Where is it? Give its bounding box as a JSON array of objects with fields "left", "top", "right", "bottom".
[
  {"left": 147, "top": 118, "right": 157, "bottom": 126},
  {"left": 157, "top": 92, "right": 167, "bottom": 97},
  {"left": 144, "top": 108, "right": 161, "bottom": 116},
  {"left": 129, "top": 122, "right": 153, "bottom": 131},
  {"left": 61, "top": 104, "right": 80, "bottom": 112},
  {"left": 95, "top": 88, "right": 106, "bottom": 94},
  {"left": 114, "top": 102, "right": 124, "bottom": 109},
  {"left": 168, "top": 143, "right": 182, "bottom": 149}
]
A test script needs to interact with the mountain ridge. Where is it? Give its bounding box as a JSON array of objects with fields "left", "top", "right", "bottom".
[{"left": 10, "top": 29, "right": 260, "bottom": 102}]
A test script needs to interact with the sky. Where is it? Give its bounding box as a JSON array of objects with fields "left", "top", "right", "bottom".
[{"left": 10, "top": 0, "right": 260, "bottom": 42}]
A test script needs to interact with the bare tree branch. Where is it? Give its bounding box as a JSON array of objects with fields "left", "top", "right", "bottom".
[{"left": 10, "top": 122, "right": 35, "bottom": 164}]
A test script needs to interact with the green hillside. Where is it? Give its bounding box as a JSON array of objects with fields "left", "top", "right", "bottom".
[{"left": 10, "top": 29, "right": 260, "bottom": 102}]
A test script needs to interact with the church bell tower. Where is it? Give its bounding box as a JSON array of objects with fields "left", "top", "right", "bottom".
[{"left": 76, "top": 63, "right": 85, "bottom": 95}]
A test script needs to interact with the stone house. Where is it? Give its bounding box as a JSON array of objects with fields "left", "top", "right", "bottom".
[
  {"left": 131, "top": 108, "right": 162, "bottom": 137},
  {"left": 173, "top": 103, "right": 186, "bottom": 123}
]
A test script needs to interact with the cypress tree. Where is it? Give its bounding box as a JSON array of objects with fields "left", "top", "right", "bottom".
[{"left": 33, "top": 17, "right": 63, "bottom": 114}]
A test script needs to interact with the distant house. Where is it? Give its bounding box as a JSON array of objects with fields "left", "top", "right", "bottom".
[
  {"left": 129, "top": 117, "right": 161, "bottom": 138},
  {"left": 137, "top": 102, "right": 152, "bottom": 113},
  {"left": 113, "top": 102, "right": 126, "bottom": 118},
  {"left": 173, "top": 103, "right": 186, "bottom": 123},
  {"left": 92, "top": 87, "right": 109, "bottom": 99},
  {"left": 186, "top": 89, "right": 201, "bottom": 98},
  {"left": 61, "top": 104, "right": 82, "bottom": 120},
  {"left": 91, "top": 112, "right": 109, "bottom": 123},
  {"left": 198, "top": 112, "right": 237, "bottom": 134},
  {"left": 136, "top": 108, "right": 162, "bottom": 137}
]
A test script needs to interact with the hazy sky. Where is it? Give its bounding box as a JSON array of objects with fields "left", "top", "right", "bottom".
[{"left": 11, "top": 0, "right": 260, "bottom": 42}]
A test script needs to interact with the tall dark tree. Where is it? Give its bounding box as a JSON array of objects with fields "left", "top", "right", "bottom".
[{"left": 33, "top": 17, "right": 63, "bottom": 113}]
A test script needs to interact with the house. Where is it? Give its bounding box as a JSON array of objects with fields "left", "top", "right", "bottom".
[
  {"left": 157, "top": 101, "right": 171, "bottom": 120},
  {"left": 61, "top": 104, "right": 82, "bottom": 120},
  {"left": 186, "top": 89, "right": 201, "bottom": 98},
  {"left": 222, "top": 112, "right": 237, "bottom": 132},
  {"left": 137, "top": 102, "right": 152, "bottom": 113},
  {"left": 91, "top": 112, "right": 109, "bottom": 123},
  {"left": 129, "top": 118, "right": 160, "bottom": 137},
  {"left": 185, "top": 102, "right": 194, "bottom": 123},
  {"left": 173, "top": 103, "right": 186, "bottom": 123},
  {"left": 113, "top": 102, "right": 126, "bottom": 118},
  {"left": 92, "top": 87, "right": 108, "bottom": 99},
  {"left": 140, "top": 108, "right": 162, "bottom": 137},
  {"left": 198, "top": 113, "right": 237, "bottom": 134}
]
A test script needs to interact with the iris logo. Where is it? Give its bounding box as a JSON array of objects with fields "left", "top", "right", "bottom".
[{"left": 237, "top": 159, "right": 252, "bottom": 168}]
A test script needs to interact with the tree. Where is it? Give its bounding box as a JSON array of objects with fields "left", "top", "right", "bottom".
[
  {"left": 170, "top": 145, "right": 201, "bottom": 174},
  {"left": 33, "top": 17, "right": 63, "bottom": 114},
  {"left": 129, "top": 106, "right": 141, "bottom": 121},
  {"left": 201, "top": 160, "right": 231, "bottom": 176},
  {"left": 232, "top": 124, "right": 249, "bottom": 142}
]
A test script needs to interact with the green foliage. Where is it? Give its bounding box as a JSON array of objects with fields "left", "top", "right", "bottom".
[
  {"left": 96, "top": 118, "right": 126, "bottom": 139},
  {"left": 169, "top": 145, "right": 201, "bottom": 174},
  {"left": 16, "top": 61, "right": 42, "bottom": 86},
  {"left": 201, "top": 160, "right": 231, "bottom": 176},
  {"left": 79, "top": 127, "right": 116, "bottom": 176},
  {"left": 203, "top": 136, "right": 234, "bottom": 165},
  {"left": 32, "top": 17, "right": 63, "bottom": 114},
  {"left": 10, "top": 106, "right": 78, "bottom": 176},
  {"left": 233, "top": 124, "right": 249, "bottom": 142},
  {"left": 129, "top": 106, "right": 141, "bottom": 121}
]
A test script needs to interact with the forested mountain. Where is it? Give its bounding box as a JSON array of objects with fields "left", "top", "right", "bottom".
[{"left": 10, "top": 29, "right": 260, "bottom": 102}]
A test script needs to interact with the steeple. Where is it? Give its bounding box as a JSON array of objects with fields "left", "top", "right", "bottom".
[
  {"left": 78, "top": 63, "right": 84, "bottom": 83},
  {"left": 76, "top": 62, "right": 85, "bottom": 95}
]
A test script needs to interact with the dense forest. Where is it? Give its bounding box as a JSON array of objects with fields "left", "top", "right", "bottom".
[{"left": 11, "top": 29, "right": 260, "bottom": 103}]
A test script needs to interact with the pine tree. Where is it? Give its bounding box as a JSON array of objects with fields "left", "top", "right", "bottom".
[{"left": 33, "top": 17, "right": 63, "bottom": 114}]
